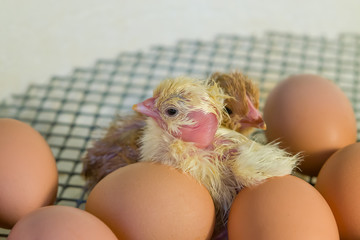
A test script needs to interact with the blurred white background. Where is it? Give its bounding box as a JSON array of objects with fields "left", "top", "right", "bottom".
[{"left": 1, "top": 0, "right": 360, "bottom": 102}]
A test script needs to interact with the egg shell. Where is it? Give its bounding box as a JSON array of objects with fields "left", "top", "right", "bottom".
[
  {"left": 315, "top": 142, "right": 360, "bottom": 239},
  {"left": 264, "top": 74, "right": 357, "bottom": 176},
  {"left": 0, "top": 118, "right": 58, "bottom": 229},
  {"left": 227, "top": 175, "right": 339, "bottom": 240},
  {"left": 85, "top": 162, "right": 215, "bottom": 240},
  {"left": 7, "top": 205, "right": 117, "bottom": 240}
]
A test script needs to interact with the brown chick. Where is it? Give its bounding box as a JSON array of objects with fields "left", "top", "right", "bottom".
[
  {"left": 82, "top": 72, "right": 265, "bottom": 190},
  {"left": 210, "top": 71, "right": 266, "bottom": 135},
  {"left": 81, "top": 113, "right": 146, "bottom": 189}
]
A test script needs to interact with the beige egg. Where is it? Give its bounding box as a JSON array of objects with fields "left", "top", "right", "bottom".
[
  {"left": 8, "top": 206, "right": 117, "bottom": 240},
  {"left": 315, "top": 142, "right": 360, "bottom": 239},
  {"left": 85, "top": 162, "right": 215, "bottom": 240},
  {"left": 228, "top": 175, "right": 339, "bottom": 240},
  {"left": 264, "top": 74, "right": 357, "bottom": 176},
  {"left": 0, "top": 118, "right": 58, "bottom": 229}
]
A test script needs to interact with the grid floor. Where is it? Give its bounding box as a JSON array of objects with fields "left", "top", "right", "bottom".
[{"left": 1, "top": 32, "right": 359, "bottom": 238}]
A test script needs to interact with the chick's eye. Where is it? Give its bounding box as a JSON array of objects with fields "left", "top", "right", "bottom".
[
  {"left": 225, "top": 106, "right": 233, "bottom": 115},
  {"left": 165, "top": 108, "right": 178, "bottom": 117}
]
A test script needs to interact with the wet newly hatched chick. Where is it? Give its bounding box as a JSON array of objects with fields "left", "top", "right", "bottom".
[
  {"left": 82, "top": 72, "right": 265, "bottom": 190},
  {"left": 133, "top": 77, "right": 300, "bottom": 222}
]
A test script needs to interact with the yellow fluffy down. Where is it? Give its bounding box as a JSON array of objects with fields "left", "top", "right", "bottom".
[
  {"left": 140, "top": 119, "right": 300, "bottom": 219},
  {"left": 138, "top": 77, "right": 300, "bottom": 221},
  {"left": 153, "top": 77, "right": 230, "bottom": 128}
]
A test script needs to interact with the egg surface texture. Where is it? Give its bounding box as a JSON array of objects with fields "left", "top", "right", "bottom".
[
  {"left": 0, "top": 118, "right": 58, "bottom": 229},
  {"left": 8, "top": 205, "right": 117, "bottom": 240},
  {"left": 85, "top": 162, "right": 215, "bottom": 240},
  {"left": 227, "top": 175, "right": 339, "bottom": 240},
  {"left": 315, "top": 142, "right": 360, "bottom": 239},
  {"left": 264, "top": 74, "right": 357, "bottom": 176}
]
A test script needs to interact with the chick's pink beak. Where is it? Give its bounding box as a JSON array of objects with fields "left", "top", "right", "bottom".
[
  {"left": 239, "top": 95, "right": 267, "bottom": 130},
  {"left": 133, "top": 97, "right": 159, "bottom": 119}
]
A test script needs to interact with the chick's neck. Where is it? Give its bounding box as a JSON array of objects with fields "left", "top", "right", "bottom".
[{"left": 175, "top": 111, "right": 219, "bottom": 149}]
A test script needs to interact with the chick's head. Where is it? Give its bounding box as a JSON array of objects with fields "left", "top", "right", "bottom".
[
  {"left": 133, "top": 77, "right": 228, "bottom": 148},
  {"left": 211, "top": 71, "right": 266, "bottom": 134}
]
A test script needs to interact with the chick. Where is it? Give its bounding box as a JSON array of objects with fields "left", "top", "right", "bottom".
[
  {"left": 133, "top": 77, "right": 300, "bottom": 221},
  {"left": 82, "top": 72, "right": 266, "bottom": 189},
  {"left": 210, "top": 71, "right": 266, "bottom": 135},
  {"left": 81, "top": 113, "right": 146, "bottom": 189}
]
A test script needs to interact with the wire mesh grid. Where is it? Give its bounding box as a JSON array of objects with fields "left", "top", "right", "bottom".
[{"left": 0, "top": 32, "right": 359, "bottom": 238}]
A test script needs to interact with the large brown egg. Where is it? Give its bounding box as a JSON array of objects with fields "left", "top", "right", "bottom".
[
  {"left": 0, "top": 118, "right": 58, "bottom": 229},
  {"left": 264, "top": 74, "right": 357, "bottom": 176},
  {"left": 85, "top": 162, "right": 215, "bottom": 240},
  {"left": 8, "top": 206, "right": 117, "bottom": 240},
  {"left": 315, "top": 142, "right": 360, "bottom": 239},
  {"left": 228, "top": 175, "right": 339, "bottom": 240}
]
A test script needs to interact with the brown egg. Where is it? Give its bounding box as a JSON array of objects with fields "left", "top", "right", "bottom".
[
  {"left": 315, "top": 142, "right": 360, "bottom": 239},
  {"left": 85, "top": 162, "right": 215, "bottom": 240},
  {"left": 228, "top": 175, "right": 339, "bottom": 240},
  {"left": 8, "top": 206, "right": 117, "bottom": 240},
  {"left": 264, "top": 74, "right": 357, "bottom": 176},
  {"left": 0, "top": 118, "right": 58, "bottom": 229}
]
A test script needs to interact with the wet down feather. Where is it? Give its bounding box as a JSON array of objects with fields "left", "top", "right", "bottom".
[
  {"left": 133, "top": 77, "right": 300, "bottom": 224},
  {"left": 82, "top": 72, "right": 267, "bottom": 190}
]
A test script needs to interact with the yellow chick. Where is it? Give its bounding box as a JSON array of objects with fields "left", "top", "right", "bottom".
[
  {"left": 133, "top": 77, "right": 300, "bottom": 222},
  {"left": 82, "top": 72, "right": 266, "bottom": 190}
]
